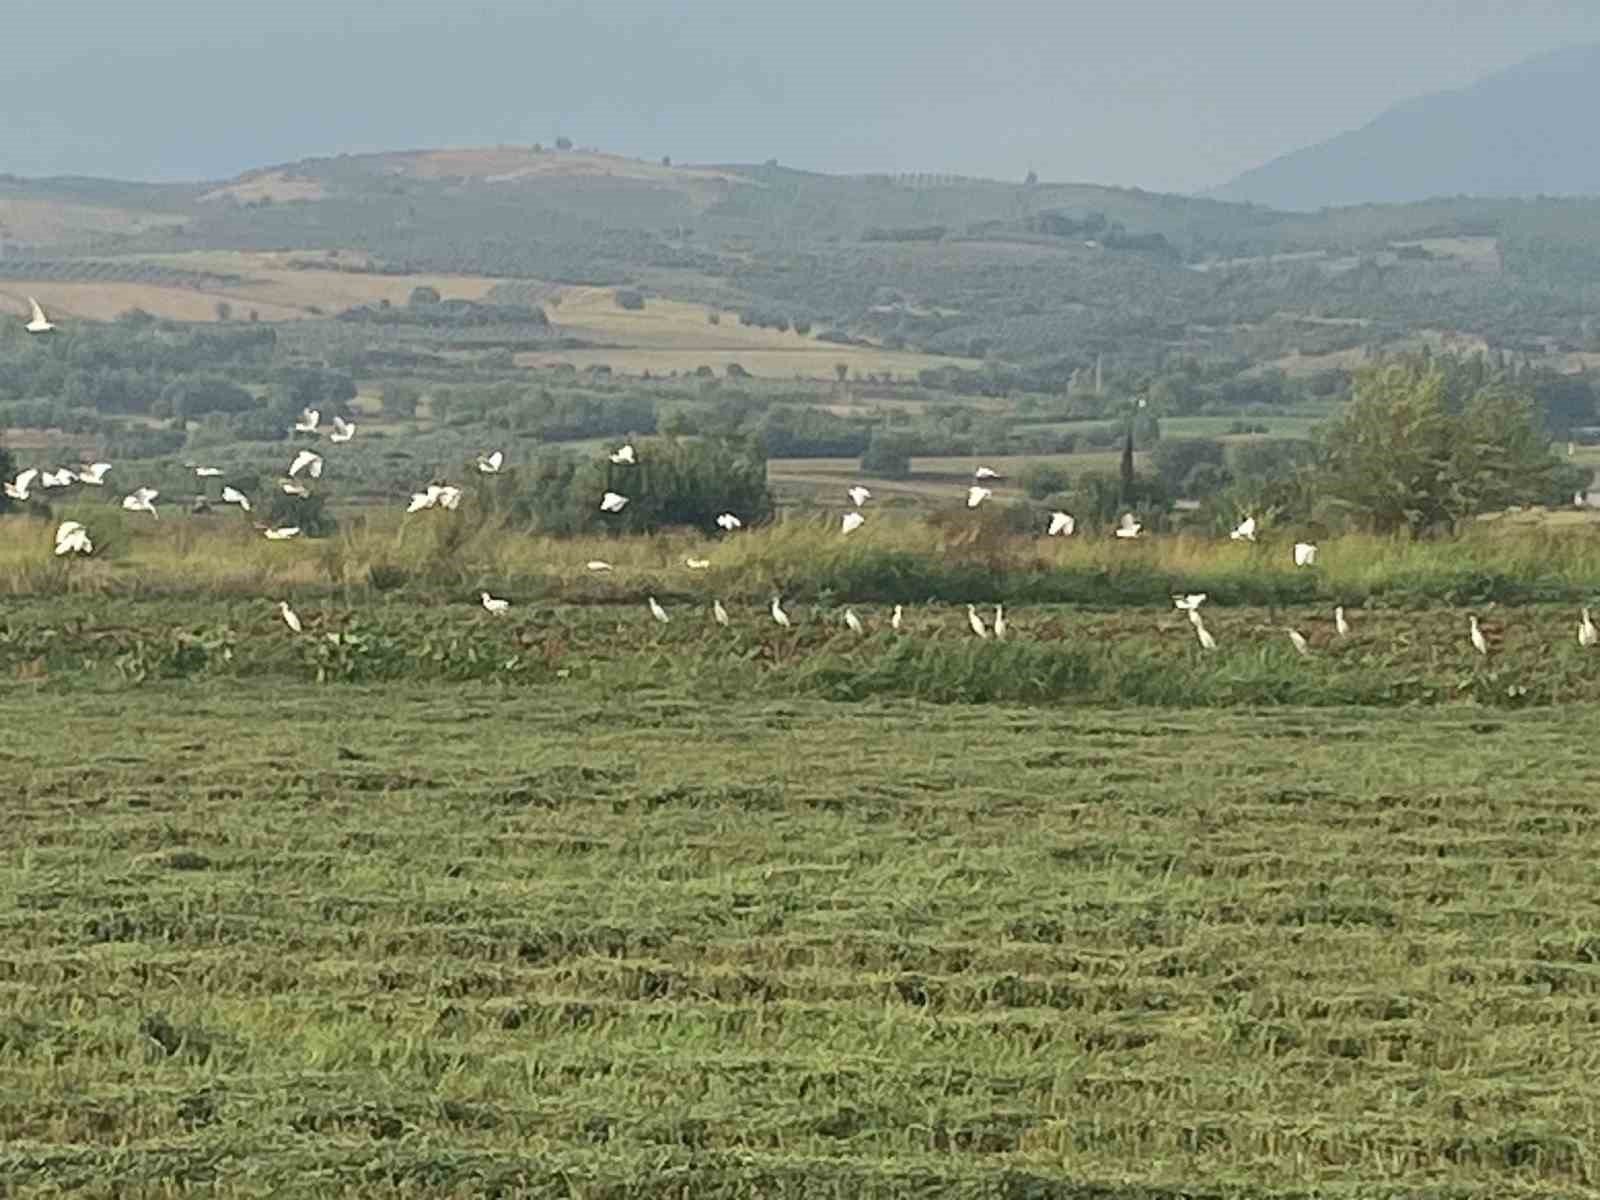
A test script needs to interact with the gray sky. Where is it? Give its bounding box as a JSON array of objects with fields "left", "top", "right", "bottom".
[{"left": 8, "top": 0, "right": 1600, "bottom": 192}]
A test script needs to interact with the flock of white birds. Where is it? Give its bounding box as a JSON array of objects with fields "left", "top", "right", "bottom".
[{"left": 9, "top": 299, "right": 1594, "bottom": 655}]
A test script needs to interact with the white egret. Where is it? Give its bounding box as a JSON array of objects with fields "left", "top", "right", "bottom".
[
  {"left": 263, "top": 526, "right": 301, "bottom": 540},
  {"left": 1172, "top": 593, "right": 1207, "bottom": 612},
  {"left": 586, "top": 560, "right": 613, "bottom": 572},
  {"left": 1114, "top": 513, "right": 1142, "bottom": 539},
  {"left": 841, "top": 511, "right": 865, "bottom": 535},
  {"left": 713, "top": 599, "right": 730, "bottom": 627},
  {"left": 610, "top": 444, "right": 637, "bottom": 465},
  {"left": 329, "top": 416, "right": 355, "bottom": 443},
  {"left": 891, "top": 604, "right": 904, "bottom": 631},
  {"left": 1334, "top": 606, "right": 1350, "bottom": 637},
  {"left": 121, "top": 486, "right": 160, "bottom": 518},
  {"left": 844, "top": 608, "right": 864, "bottom": 635},
  {"left": 770, "top": 596, "right": 791, "bottom": 628},
  {"left": 685, "top": 558, "right": 710, "bottom": 570},
  {"left": 4, "top": 468, "right": 38, "bottom": 500},
  {"left": 25, "top": 297, "right": 55, "bottom": 333},
  {"left": 1581, "top": 608, "right": 1598, "bottom": 647},
  {"left": 221, "top": 486, "right": 251, "bottom": 512},
  {"left": 994, "top": 605, "right": 1007, "bottom": 640},
  {"left": 293, "top": 408, "right": 320, "bottom": 434},
  {"left": 847, "top": 486, "right": 872, "bottom": 507},
  {"left": 289, "top": 449, "right": 323, "bottom": 479},
  {"left": 192, "top": 465, "right": 223, "bottom": 478},
  {"left": 967, "top": 604, "right": 990, "bottom": 639},
  {"left": 436, "top": 485, "right": 462, "bottom": 511},
  {"left": 1191, "top": 615, "right": 1216, "bottom": 651},
  {"left": 281, "top": 480, "right": 310, "bottom": 498},
  {"left": 648, "top": 596, "right": 670, "bottom": 623},
  {"left": 1469, "top": 615, "right": 1488, "bottom": 656},
  {"left": 76, "top": 462, "right": 111, "bottom": 486},
  {"left": 476, "top": 450, "right": 504, "bottom": 474},
  {"left": 716, "top": 512, "right": 742, "bottom": 531},
  {"left": 278, "top": 601, "right": 302, "bottom": 633},
  {"left": 974, "top": 466, "right": 999, "bottom": 480},
  {"left": 53, "top": 521, "right": 92, "bottom": 556},
  {"left": 599, "top": 491, "right": 629, "bottom": 513},
  {"left": 1047, "top": 511, "right": 1075, "bottom": 537},
  {"left": 1229, "top": 516, "right": 1257, "bottom": 542},
  {"left": 40, "top": 468, "right": 76, "bottom": 488},
  {"left": 966, "top": 486, "right": 992, "bottom": 509},
  {"left": 1287, "top": 629, "right": 1310, "bottom": 657},
  {"left": 1293, "top": 542, "right": 1317, "bottom": 567},
  {"left": 481, "top": 591, "right": 510, "bottom": 614}
]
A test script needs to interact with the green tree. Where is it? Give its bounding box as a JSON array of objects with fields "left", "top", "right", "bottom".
[
  {"left": 860, "top": 432, "right": 914, "bottom": 480},
  {"left": 1151, "top": 438, "right": 1225, "bottom": 493},
  {"left": 381, "top": 382, "right": 421, "bottom": 419}
]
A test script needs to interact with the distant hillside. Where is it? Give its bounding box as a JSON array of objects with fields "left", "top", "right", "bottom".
[{"left": 1212, "top": 45, "right": 1600, "bottom": 211}]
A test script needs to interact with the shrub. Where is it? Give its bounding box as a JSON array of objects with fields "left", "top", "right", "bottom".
[
  {"left": 860, "top": 432, "right": 915, "bottom": 480},
  {"left": 615, "top": 289, "right": 646, "bottom": 311}
]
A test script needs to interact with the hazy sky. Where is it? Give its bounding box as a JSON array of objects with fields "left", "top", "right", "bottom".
[{"left": 9, "top": 0, "right": 1600, "bottom": 192}]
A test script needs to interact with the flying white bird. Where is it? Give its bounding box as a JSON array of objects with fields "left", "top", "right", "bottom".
[
  {"left": 1469, "top": 615, "right": 1488, "bottom": 656},
  {"left": 685, "top": 558, "right": 710, "bottom": 570},
  {"left": 1334, "top": 606, "right": 1350, "bottom": 637},
  {"left": 974, "top": 466, "right": 999, "bottom": 480},
  {"left": 713, "top": 599, "right": 730, "bottom": 627},
  {"left": 891, "top": 604, "right": 903, "bottom": 632},
  {"left": 610, "top": 444, "right": 637, "bottom": 465},
  {"left": 281, "top": 480, "right": 310, "bottom": 498},
  {"left": 1172, "top": 593, "right": 1207, "bottom": 612},
  {"left": 770, "top": 596, "right": 791, "bottom": 628},
  {"left": 599, "top": 491, "right": 629, "bottom": 513},
  {"left": 1581, "top": 607, "right": 1598, "bottom": 648},
  {"left": 329, "top": 416, "right": 355, "bottom": 443},
  {"left": 844, "top": 608, "right": 864, "bottom": 635},
  {"left": 476, "top": 450, "right": 504, "bottom": 474},
  {"left": 1230, "top": 516, "right": 1257, "bottom": 542},
  {"left": 1191, "top": 615, "right": 1217, "bottom": 651},
  {"left": 966, "top": 486, "right": 992, "bottom": 509},
  {"left": 192, "top": 465, "right": 223, "bottom": 478},
  {"left": 847, "top": 486, "right": 872, "bottom": 507},
  {"left": 648, "top": 596, "right": 670, "bottom": 624},
  {"left": 1047, "top": 511, "right": 1075, "bottom": 537},
  {"left": 993, "top": 605, "right": 1007, "bottom": 640},
  {"left": 289, "top": 450, "right": 323, "bottom": 479},
  {"left": 481, "top": 591, "right": 510, "bottom": 614},
  {"left": 263, "top": 526, "right": 301, "bottom": 540},
  {"left": 1114, "top": 513, "right": 1142, "bottom": 539},
  {"left": 53, "top": 521, "right": 92, "bottom": 556},
  {"left": 40, "top": 468, "right": 76, "bottom": 488},
  {"left": 436, "top": 485, "right": 462, "bottom": 511},
  {"left": 586, "top": 560, "right": 613, "bottom": 572},
  {"left": 278, "top": 601, "right": 302, "bottom": 633},
  {"left": 121, "top": 487, "right": 160, "bottom": 518},
  {"left": 967, "top": 604, "right": 990, "bottom": 639},
  {"left": 25, "top": 297, "right": 55, "bottom": 333},
  {"left": 1293, "top": 542, "right": 1317, "bottom": 567},
  {"left": 76, "top": 462, "right": 111, "bottom": 486},
  {"left": 4, "top": 468, "right": 38, "bottom": 501},
  {"left": 841, "top": 511, "right": 865, "bottom": 535},
  {"left": 408, "top": 484, "right": 460, "bottom": 513},
  {"left": 1287, "top": 629, "right": 1310, "bottom": 657},
  {"left": 716, "top": 512, "right": 742, "bottom": 531},
  {"left": 293, "top": 408, "right": 320, "bottom": 434},
  {"left": 221, "top": 486, "right": 251, "bottom": 512}
]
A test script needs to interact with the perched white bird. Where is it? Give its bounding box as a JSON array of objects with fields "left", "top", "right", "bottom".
[
  {"left": 1293, "top": 542, "right": 1318, "bottom": 567},
  {"left": 76, "top": 462, "right": 111, "bottom": 486},
  {"left": 841, "top": 511, "right": 865, "bottom": 535},
  {"left": 993, "top": 605, "right": 1007, "bottom": 640},
  {"left": 685, "top": 558, "right": 711, "bottom": 570},
  {"left": 481, "top": 591, "right": 510, "bottom": 614},
  {"left": 770, "top": 596, "right": 791, "bottom": 629},
  {"left": 716, "top": 512, "right": 742, "bottom": 531},
  {"left": 192, "top": 465, "right": 223, "bottom": 478},
  {"left": 1114, "top": 513, "right": 1142, "bottom": 539},
  {"left": 712, "top": 599, "right": 730, "bottom": 627},
  {"left": 1192, "top": 616, "right": 1217, "bottom": 652},
  {"left": 1288, "top": 629, "right": 1310, "bottom": 657},
  {"left": 847, "top": 486, "right": 872, "bottom": 507},
  {"left": 263, "top": 526, "right": 301, "bottom": 540},
  {"left": 1047, "top": 511, "right": 1075, "bottom": 537},
  {"left": 891, "top": 604, "right": 903, "bottom": 632},
  {"left": 974, "top": 466, "right": 999, "bottom": 480},
  {"left": 4, "top": 467, "right": 38, "bottom": 501},
  {"left": 281, "top": 480, "right": 310, "bottom": 498},
  {"left": 586, "top": 560, "right": 613, "bottom": 572},
  {"left": 844, "top": 608, "right": 864, "bottom": 635},
  {"left": 121, "top": 487, "right": 160, "bottom": 518},
  {"left": 1334, "top": 606, "right": 1350, "bottom": 637},
  {"left": 329, "top": 416, "right": 355, "bottom": 443},
  {"left": 289, "top": 450, "right": 323, "bottom": 479},
  {"left": 599, "top": 491, "right": 629, "bottom": 513},
  {"left": 1469, "top": 615, "right": 1488, "bottom": 657},
  {"left": 967, "top": 604, "right": 990, "bottom": 639},
  {"left": 610, "top": 444, "right": 637, "bottom": 465},
  {"left": 278, "top": 601, "right": 302, "bottom": 633},
  {"left": 1230, "top": 516, "right": 1257, "bottom": 542},
  {"left": 25, "top": 296, "right": 55, "bottom": 333},
  {"left": 221, "top": 486, "right": 251, "bottom": 512},
  {"left": 293, "top": 408, "right": 320, "bottom": 434},
  {"left": 1172, "top": 593, "right": 1207, "bottom": 612},
  {"left": 39, "top": 468, "right": 76, "bottom": 488},
  {"left": 53, "top": 521, "right": 92, "bottom": 556},
  {"left": 648, "top": 596, "right": 670, "bottom": 623},
  {"left": 966, "top": 486, "right": 992, "bottom": 509},
  {"left": 476, "top": 450, "right": 504, "bottom": 474},
  {"left": 1581, "top": 608, "right": 1598, "bottom": 648}
]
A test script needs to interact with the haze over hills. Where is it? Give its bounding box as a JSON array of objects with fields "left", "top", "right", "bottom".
[{"left": 1212, "top": 44, "right": 1600, "bottom": 211}]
